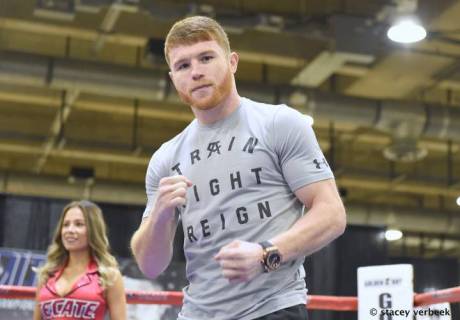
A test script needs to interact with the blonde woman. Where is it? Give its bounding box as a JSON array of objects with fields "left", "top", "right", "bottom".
[{"left": 34, "top": 200, "right": 126, "bottom": 320}]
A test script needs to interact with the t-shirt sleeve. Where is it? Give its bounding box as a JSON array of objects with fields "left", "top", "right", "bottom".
[
  {"left": 272, "top": 105, "right": 334, "bottom": 192},
  {"left": 142, "top": 145, "right": 168, "bottom": 219}
]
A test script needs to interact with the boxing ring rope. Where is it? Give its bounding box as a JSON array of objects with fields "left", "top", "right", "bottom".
[{"left": 1, "top": 285, "right": 459, "bottom": 311}]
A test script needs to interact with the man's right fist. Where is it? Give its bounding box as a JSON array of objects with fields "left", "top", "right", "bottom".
[{"left": 154, "top": 175, "right": 192, "bottom": 222}]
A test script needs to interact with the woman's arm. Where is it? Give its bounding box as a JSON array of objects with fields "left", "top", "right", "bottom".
[
  {"left": 106, "top": 270, "right": 127, "bottom": 320},
  {"left": 33, "top": 288, "right": 42, "bottom": 320}
]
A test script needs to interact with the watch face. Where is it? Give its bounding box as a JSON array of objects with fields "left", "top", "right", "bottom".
[{"left": 267, "top": 252, "right": 281, "bottom": 270}]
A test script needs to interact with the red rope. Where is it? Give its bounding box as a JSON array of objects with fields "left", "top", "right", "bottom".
[
  {"left": 125, "top": 290, "right": 183, "bottom": 305},
  {"left": 307, "top": 295, "right": 357, "bottom": 311},
  {"left": 0, "top": 285, "right": 35, "bottom": 300},
  {"left": 414, "top": 286, "right": 460, "bottom": 307},
  {"left": 1, "top": 285, "right": 459, "bottom": 311}
]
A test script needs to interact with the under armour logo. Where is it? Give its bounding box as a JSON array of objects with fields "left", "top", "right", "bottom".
[{"left": 313, "top": 158, "right": 329, "bottom": 169}]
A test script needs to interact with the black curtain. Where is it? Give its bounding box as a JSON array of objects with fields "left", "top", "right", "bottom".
[
  {"left": 0, "top": 195, "right": 144, "bottom": 258},
  {"left": 0, "top": 194, "right": 5, "bottom": 246},
  {"left": 98, "top": 202, "right": 144, "bottom": 258},
  {"left": 1, "top": 196, "right": 66, "bottom": 251},
  {"left": 306, "top": 225, "right": 388, "bottom": 320}
]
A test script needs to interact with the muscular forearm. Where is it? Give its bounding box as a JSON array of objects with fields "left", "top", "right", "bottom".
[
  {"left": 271, "top": 201, "right": 346, "bottom": 263},
  {"left": 132, "top": 175, "right": 191, "bottom": 278},
  {"left": 131, "top": 214, "right": 177, "bottom": 279}
]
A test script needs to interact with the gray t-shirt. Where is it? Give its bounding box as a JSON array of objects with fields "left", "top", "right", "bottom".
[{"left": 142, "top": 97, "right": 334, "bottom": 320}]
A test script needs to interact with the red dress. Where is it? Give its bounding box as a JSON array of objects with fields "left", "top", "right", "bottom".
[{"left": 38, "top": 260, "right": 107, "bottom": 320}]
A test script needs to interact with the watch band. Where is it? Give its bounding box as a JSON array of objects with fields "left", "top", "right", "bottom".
[{"left": 259, "top": 240, "right": 274, "bottom": 250}]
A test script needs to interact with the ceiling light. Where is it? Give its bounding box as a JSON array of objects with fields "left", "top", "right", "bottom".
[
  {"left": 385, "top": 229, "right": 403, "bottom": 241},
  {"left": 456, "top": 196, "right": 460, "bottom": 207},
  {"left": 387, "top": 19, "right": 426, "bottom": 43}
]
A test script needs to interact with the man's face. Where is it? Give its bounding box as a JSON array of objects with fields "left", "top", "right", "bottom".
[{"left": 168, "top": 40, "right": 238, "bottom": 110}]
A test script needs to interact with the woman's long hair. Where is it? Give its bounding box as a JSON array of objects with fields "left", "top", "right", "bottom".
[{"left": 37, "top": 200, "right": 119, "bottom": 290}]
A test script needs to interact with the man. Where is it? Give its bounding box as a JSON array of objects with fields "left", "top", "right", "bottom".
[{"left": 131, "top": 16, "right": 346, "bottom": 320}]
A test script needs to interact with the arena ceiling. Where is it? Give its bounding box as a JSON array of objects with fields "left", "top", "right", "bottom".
[{"left": 0, "top": 0, "right": 459, "bottom": 257}]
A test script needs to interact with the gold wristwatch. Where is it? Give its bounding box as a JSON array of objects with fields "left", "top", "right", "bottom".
[{"left": 259, "top": 240, "right": 282, "bottom": 273}]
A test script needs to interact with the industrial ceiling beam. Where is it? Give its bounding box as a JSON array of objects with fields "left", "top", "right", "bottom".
[{"left": 0, "top": 140, "right": 458, "bottom": 198}]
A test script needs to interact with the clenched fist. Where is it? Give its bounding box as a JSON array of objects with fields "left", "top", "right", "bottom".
[
  {"left": 214, "top": 240, "right": 264, "bottom": 283},
  {"left": 154, "top": 175, "right": 192, "bottom": 224}
]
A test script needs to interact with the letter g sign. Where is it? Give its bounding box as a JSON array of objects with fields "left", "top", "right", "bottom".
[
  {"left": 379, "top": 292, "right": 392, "bottom": 308},
  {"left": 379, "top": 293, "right": 392, "bottom": 320}
]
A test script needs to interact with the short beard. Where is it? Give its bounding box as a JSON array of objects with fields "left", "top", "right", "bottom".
[{"left": 178, "top": 68, "right": 233, "bottom": 110}]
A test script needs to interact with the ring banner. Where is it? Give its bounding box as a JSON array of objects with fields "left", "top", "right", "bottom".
[
  {"left": 358, "top": 264, "right": 414, "bottom": 320},
  {"left": 0, "top": 248, "right": 45, "bottom": 287},
  {"left": 0, "top": 248, "right": 46, "bottom": 318}
]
